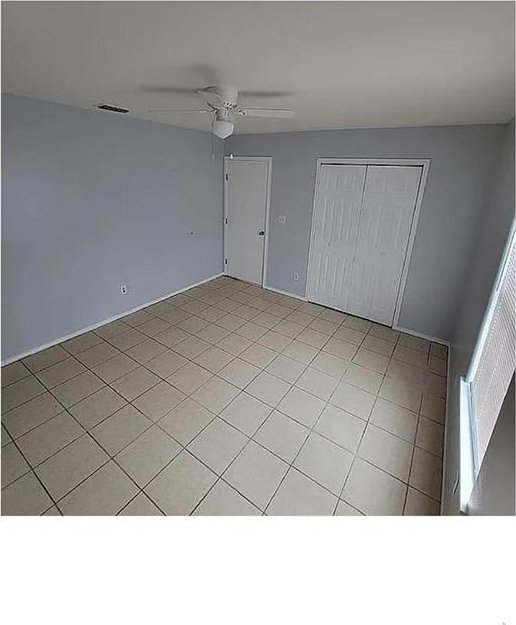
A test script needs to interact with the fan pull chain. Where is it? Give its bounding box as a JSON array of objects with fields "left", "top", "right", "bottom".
[{"left": 211, "top": 112, "right": 216, "bottom": 159}]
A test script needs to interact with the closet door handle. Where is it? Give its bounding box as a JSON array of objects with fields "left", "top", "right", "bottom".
[{"left": 258, "top": 230, "right": 265, "bottom": 236}]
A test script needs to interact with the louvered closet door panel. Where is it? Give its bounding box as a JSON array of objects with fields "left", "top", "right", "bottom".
[
  {"left": 348, "top": 166, "right": 421, "bottom": 325},
  {"left": 306, "top": 165, "right": 366, "bottom": 310}
]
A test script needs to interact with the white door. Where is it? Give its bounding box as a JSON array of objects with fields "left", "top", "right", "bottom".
[
  {"left": 348, "top": 166, "right": 422, "bottom": 325},
  {"left": 225, "top": 159, "right": 269, "bottom": 285},
  {"left": 307, "top": 164, "right": 422, "bottom": 326},
  {"left": 306, "top": 164, "right": 367, "bottom": 310}
]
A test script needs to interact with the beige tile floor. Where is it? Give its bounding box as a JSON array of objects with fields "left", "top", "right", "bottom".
[{"left": 1, "top": 276, "right": 447, "bottom": 516}]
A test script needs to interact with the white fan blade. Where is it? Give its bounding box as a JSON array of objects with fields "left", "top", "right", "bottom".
[
  {"left": 148, "top": 109, "right": 211, "bottom": 113},
  {"left": 239, "top": 90, "right": 292, "bottom": 98},
  {"left": 141, "top": 87, "right": 200, "bottom": 95},
  {"left": 237, "top": 108, "right": 295, "bottom": 118}
]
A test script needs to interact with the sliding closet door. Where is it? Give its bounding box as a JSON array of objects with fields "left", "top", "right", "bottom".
[
  {"left": 348, "top": 166, "right": 422, "bottom": 325},
  {"left": 306, "top": 165, "right": 366, "bottom": 310}
]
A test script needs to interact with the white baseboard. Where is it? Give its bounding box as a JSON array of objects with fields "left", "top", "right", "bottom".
[
  {"left": 262, "top": 290, "right": 450, "bottom": 346},
  {"left": 2, "top": 272, "right": 224, "bottom": 366},
  {"left": 440, "top": 346, "right": 453, "bottom": 515},
  {"left": 392, "top": 325, "right": 450, "bottom": 347},
  {"left": 222, "top": 271, "right": 307, "bottom": 302},
  {"left": 263, "top": 284, "right": 307, "bottom": 301}
]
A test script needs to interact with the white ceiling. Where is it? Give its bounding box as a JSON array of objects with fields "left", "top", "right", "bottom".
[{"left": 2, "top": 2, "right": 514, "bottom": 134}]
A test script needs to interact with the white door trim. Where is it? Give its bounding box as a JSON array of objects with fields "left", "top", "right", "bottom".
[
  {"left": 306, "top": 157, "right": 431, "bottom": 328},
  {"left": 223, "top": 156, "right": 273, "bottom": 288}
]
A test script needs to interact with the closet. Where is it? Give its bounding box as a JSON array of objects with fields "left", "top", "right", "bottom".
[{"left": 306, "top": 163, "right": 423, "bottom": 326}]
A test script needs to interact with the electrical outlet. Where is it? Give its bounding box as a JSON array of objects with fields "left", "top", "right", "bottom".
[
  {"left": 293, "top": 272, "right": 299, "bottom": 281},
  {"left": 120, "top": 285, "right": 128, "bottom": 295},
  {"left": 278, "top": 215, "right": 286, "bottom": 224}
]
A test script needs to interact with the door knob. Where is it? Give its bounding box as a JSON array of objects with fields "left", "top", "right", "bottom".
[{"left": 258, "top": 230, "right": 265, "bottom": 236}]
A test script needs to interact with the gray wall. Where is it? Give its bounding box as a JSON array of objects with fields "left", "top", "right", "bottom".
[
  {"left": 468, "top": 376, "right": 515, "bottom": 516},
  {"left": 2, "top": 94, "right": 224, "bottom": 361},
  {"left": 226, "top": 124, "right": 507, "bottom": 341},
  {"left": 442, "top": 120, "right": 515, "bottom": 515}
]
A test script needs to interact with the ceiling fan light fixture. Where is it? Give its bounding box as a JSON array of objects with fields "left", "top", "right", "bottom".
[{"left": 212, "top": 110, "right": 234, "bottom": 139}]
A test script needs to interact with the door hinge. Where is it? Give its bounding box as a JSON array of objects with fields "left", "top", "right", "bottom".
[
  {"left": 225, "top": 173, "right": 228, "bottom": 181},
  {"left": 224, "top": 258, "right": 227, "bottom": 265},
  {"left": 225, "top": 218, "right": 228, "bottom": 225}
]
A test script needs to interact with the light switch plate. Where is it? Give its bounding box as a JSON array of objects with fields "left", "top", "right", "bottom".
[{"left": 278, "top": 215, "right": 286, "bottom": 224}]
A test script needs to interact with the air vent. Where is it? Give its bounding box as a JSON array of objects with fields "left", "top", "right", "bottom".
[{"left": 97, "top": 104, "right": 129, "bottom": 114}]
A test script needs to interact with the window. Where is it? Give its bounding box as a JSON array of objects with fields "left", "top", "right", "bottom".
[{"left": 461, "top": 222, "right": 515, "bottom": 511}]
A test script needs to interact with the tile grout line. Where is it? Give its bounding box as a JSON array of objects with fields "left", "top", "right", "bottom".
[
  {"left": 6, "top": 314, "right": 444, "bottom": 460},
  {"left": 5, "top": 363, "right": 444, "bottom": 510},
  {"left": 4, "top": 280, "right": 275, "bottom": 512},
  {"left": 3, "top": 276, "right": 447, "bottom": 515},
  {"left": 4, "top": 338, "right": 183, "bottom": 513},
  {"left": 4, "top": 433, "right": 63, "bottom": 515}
]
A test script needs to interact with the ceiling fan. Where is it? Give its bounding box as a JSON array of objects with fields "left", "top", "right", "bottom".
[{"left": 148, "top": 85, "right": 295, "bottom": 138}]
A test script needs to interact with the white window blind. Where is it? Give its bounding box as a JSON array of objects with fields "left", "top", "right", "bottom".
[{"left": 466, "top": 223, "right": 515, "bottom": 472}]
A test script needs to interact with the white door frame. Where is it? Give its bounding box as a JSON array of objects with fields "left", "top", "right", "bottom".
[
  {"left": 306, "top": 157, "right": 431, "bottom": 328},
  {"left": 223, "top": 156, "right": 273, "bottom": 287}
]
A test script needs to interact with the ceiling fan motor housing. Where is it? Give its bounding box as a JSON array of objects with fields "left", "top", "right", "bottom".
[{"left": 203, "top": 85, "right": 238, "bottom": 109}]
